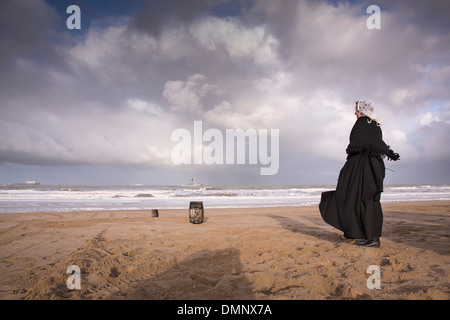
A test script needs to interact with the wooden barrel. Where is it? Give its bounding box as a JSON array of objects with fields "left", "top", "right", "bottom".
[
  {"left": 151, "top": 209, "right": 159, "bottom": 217},
  {"left": 189, "top": 201, "right": 204, "bottom": 224}
]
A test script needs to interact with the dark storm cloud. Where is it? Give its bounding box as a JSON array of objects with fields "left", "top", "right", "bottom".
[
  {"left": 0, "top": 0, "right": 59, "bottom": 57},
  {"left": 131, "top": 0, "right": 254, "bottom": 35},
  {"left": 0, "top": 0, "right": 68, "bottom": 98},
  {"left": 376, "top": 0, "right": 450, "bottom": 34},
  {"left": 132, "top": 0, "right": 212, "bottom": 35}
]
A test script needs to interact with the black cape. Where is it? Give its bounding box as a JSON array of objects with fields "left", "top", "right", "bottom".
[{"left": 319, "top": 116, "right": 397, "bottom": 240}]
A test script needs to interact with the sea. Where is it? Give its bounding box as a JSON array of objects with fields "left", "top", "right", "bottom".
[{"left": 0, "top": 184, "right": 449, "bottom": 214}]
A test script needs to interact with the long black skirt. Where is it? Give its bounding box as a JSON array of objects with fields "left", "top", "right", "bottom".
[{"left": 319, "top": 153, "right": 385, "bottom": 240}]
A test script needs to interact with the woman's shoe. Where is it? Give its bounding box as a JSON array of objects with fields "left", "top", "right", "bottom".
[{"left": 354, "top": 238, "right": 380, "bottom": 248}]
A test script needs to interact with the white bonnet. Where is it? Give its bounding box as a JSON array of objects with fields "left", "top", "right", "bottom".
[{"left": 356, "top": 100, "right": 382, "bottom": 125}]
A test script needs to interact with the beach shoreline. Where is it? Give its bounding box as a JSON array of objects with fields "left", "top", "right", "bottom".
[{"left": 0, "top": 201, "right": 448, "bottom": 300}]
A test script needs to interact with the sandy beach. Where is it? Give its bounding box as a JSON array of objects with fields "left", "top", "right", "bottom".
[{"left": 0, "top": 201, "right": 448, "bottom": 300}]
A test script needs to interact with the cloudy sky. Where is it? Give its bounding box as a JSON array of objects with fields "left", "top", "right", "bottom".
[{"left": 0, "top": 0, "right": 449, "bottom": 186}]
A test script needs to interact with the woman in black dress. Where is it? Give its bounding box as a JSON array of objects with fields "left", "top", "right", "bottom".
[{"left": 319, "top": 101, "right": 400, "bottom": 247}]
